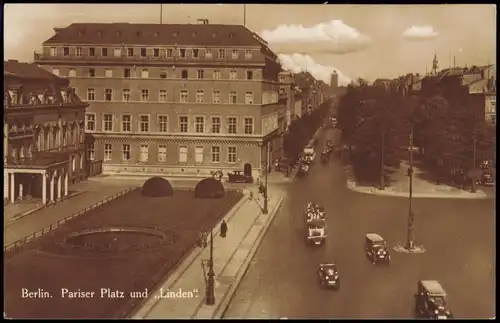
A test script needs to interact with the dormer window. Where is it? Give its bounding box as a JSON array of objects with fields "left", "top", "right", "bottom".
[
  {"left": 173, "top": 32, "right": 178, "bottom": 37},
  {"left": 153, "top": 32, "right": 159, "bottom": 37},
  {"left": 212, "top": 32, "right": 217, "bottom": 38},
  {"left": 192, "top": 32, "right": 197, "bottom": 38},
  {"left": 116, "top": 31, "right": 122, "bottom": 37},
  {"left": 136, "top": 31, "right": 141, "bottom": 37},
  {"left": 229, "top": 33, "right": 235, "bottom": 39},
  {"left": 97, "top": 31, "right": 102, "bottom": 37},
  {"left": 78, "top": 30, "right": 85, "bottom": 37}
]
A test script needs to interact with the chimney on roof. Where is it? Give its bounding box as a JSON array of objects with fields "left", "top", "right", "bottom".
[{"left": 197, "top": 19, "right": 209, "bottom": 25}]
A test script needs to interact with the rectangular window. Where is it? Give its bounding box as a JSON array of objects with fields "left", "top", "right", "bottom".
[
  {"left": 122, "top": 89, "right": 131, "bottom": 101},
  {"left": 101, "top": 48, "right": 108, "bottom": 56},
  {"left": 85, "top": 114, "right": 96, "bottom": 131},
  {"left": 491, "top": 101, "right": 496, "bottom": 113},
  {"left": 153, "top": 48, "right": 160, "bottom": 57},
  {"left": 230, "top": 70, "right": 237, "bottom": 80},
  {"left": 63, "top": 47, "right": 69, "bottom": 56},
  {"left": 103, "top": 114, "right": 113, "bottom": 131},
  {"left": 87, "top": 88, "right": 95, "bottom": 101},
  {"left": 140, "top": 115, "right": 150, "bottom": 132},
  {"left": 52, "top": 68, "right": 60, "bottom": 76},
  {"left": 245, "top": 92, "right": 254, "bottom": 104},
  {"left": 180, "top": 90, "right": 188, "bottom": 103},
  {"left": 181, "top": 70, "right": 188, "bottom": 79},
  {"left": 179, "top": 146, "right": 188, "bottom": 163},
  {"left": 139, "top": 144, "right": 149, "bottom": 162},
  {"left": 227, "top": 117, "right": 237, "bottom": 134},
  {"left": 88, "top": 143, "right": 95, "bottom": 161},
  {"left": 127, "top": 48, "right": 134, "bottom": 57},
  {"left": 50, "top": 47, "right": 57, "bottom": 56},
  {"left": 159, "top": 90, "right": 167, "bottom": 102},
  {"left": 141, "top": 69, "right": 149, "bottom": 78},
  {"left": 218, "top": 49, "right": 225, "bottom": 59},
  {"left": 76, "top": 47, "right": 83, "bottom": 56},
  {"left": 193, "top": 48, "right": 199, "bottom": 58},
  {"left": 211, "top": 117, "right": 221, "bottom": 133},
  {"left": 124, "top": 68, "right": 131, "bottom": 78},
  {"left": 195, "top": 117, "right": 205, "bottom": 133},
  {"left": 105, "top": 88, "right": 113, "bottom": 101},
  {"left": 122, "top": 144, "right": 131, "bottom": 161},
  {"left": 245, "top": 50, "right": 252, "bottom": 59},
  {"left": 69, "top": 69, "right": 76, "bottom": 77},
  {"left": 158, "top": 115, "right": 168, "bottom": 132},
  {"left": 140, "top": 48, "right": 147, "bottom": 57},
  {"left": 195, "top": 146, "right": 203, "bottom": 163},
  {"left": 229, "top": 91, "right": 237, "bottom": 104},
  {"left": 197, "top": 69, "right": 204, "bottom": 79},
  {"left": 211, "top": 146, "right": 220, "bottom": 163},
  {"left": 196, "top": 90, "right": 204, "bottom": 103},
  {"left": 122, "top": 115, "right": 131, "bottom": 132},
  {"left": 158, "top": 144, "right": 167, "bottom": 162},
  {"left": 228, "top": 146, "right": 237, "bottom": 163},
  {"left": 88, "top": 68, "right": 95, "bottom": 77},
  {"left": 105, "top": 69, "right": 113, "bottom": 78},
  {"left": 179, "top": 49, "right": 186, "bottom": 58},
  {"left": 89, "top": 47, "right": 95, "bottom": 56},
  {"left": 244, "top": 117, "right": 254, "bottom": 134},
  {"left": 206, "top": 49, "right": 213, "bottom": 59},
  {"left": 160, "top": 71, "right": 167, "bottom": 79},
  {"left": 246, "top": 70, "right": 254, "bottom": 80},
  {"left": 231, "top": 49, "right": 238, "bottom": 59},
  {"left": 179, "top": 116, "right": 188, "bottom": 133},
  {"left": 166, "top": 48, "right": 173, "bottom": 58},
  {"left": 213, "top": 91, "right": 221, "bottom": 104},
  {"left": 141, "top": 89, "right": 149, "bottom": 101},
  {"left": 114, "top": 48, "right": 121, "bottom": 57},
  {"left": 104, "top": 144, "right": 112, "bottom": 161},
  {"left": 213, "top": 70, "right": 221, "bottom": 80}
]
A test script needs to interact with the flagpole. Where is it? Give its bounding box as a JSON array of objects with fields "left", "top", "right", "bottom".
[
  {"left": 244, "top": 4, "right": 247, "bottom": 27},
  {"left": 160, "top": 4, "right": 163, "bottom": 24}
]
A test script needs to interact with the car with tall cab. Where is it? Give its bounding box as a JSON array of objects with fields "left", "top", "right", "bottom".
[
  {"left": 415, "top": 280, "right": 453, "bottom": 319},
  {"left": 302, "top": 146, "right": 316, "bottom": 164},
  {"left": 365, "top": 233, "right": 391, "bottom": 264},
  {"left": 318, "top": 263, "right": 340, "bottom": 289},
  {"left": 306, "top": 218, "right": 327, "bottom": 246}
]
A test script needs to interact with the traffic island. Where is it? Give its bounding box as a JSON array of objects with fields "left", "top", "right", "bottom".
[{"left": 393, "top": 241, "right": 426, "bottom": 254}]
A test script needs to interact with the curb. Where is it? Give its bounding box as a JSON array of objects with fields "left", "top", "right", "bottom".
[
  {"left": 214, "top": 195, "right": 285, "bottom": 319},
  {"left": 130, "top": 193, "right": 247, "bottom": 319}
]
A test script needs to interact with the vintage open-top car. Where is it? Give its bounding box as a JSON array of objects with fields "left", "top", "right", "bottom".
[
  {"left": 415, "top": 280, "right": 453, "bottom": 319},
  {"left": 318, "top": 263, "right": 340, "bottom": 289},
  {"left": 227, "top": 170, "right": 253, "bottom": 183},
  {"left": 365, "top": 233, "right": 391, "bottom": 265}
]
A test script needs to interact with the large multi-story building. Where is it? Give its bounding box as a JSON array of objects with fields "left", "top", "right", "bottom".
[
  {"left": 3, "top": 60, "right": 90, "bottom": 205},
  {"left": 35, "top": 21, "right": 284, "bottom": 179}
]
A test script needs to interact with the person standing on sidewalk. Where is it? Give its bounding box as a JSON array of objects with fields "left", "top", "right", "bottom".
[{"left": 220, "top": 220, "right": 228, "bottom": 238}]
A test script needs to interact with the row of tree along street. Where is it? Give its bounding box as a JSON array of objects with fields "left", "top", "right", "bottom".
[
  {"left": 282, "top": 99, "right": 332, "bottom": 163},
  {"left": 337, "top": 80, "right": 495, "bottom": 191}
]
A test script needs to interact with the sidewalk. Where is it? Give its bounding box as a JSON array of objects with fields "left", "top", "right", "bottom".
[
  {"left": 132, "top": 188, "right": 284, "bottom": 319},
  {"left": 345, "top": 161, "right": 489, "bottom": 199},
  {"left": 4, "top": 180, "right": 140, "bottom": 246}
]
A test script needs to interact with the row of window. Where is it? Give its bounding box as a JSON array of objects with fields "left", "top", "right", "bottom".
[
  {"left": 86, "top": 88, "right": 255, "bottom": 104},
  {"left": 89, "top": 143, "right": 238, "bottom": 164},
  {"left": 49, "top": 46, "right": 253, "bottom": 60},
  {"left": 54, "top": 67, "right": 256, "bottom": 81},
  {"left": 85, "top": 114, "right": 255, "bottom": 135}
]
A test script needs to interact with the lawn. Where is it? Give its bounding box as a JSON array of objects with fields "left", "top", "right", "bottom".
[{"left": 4, "top": 189, "right": 242, "bottom": 319}]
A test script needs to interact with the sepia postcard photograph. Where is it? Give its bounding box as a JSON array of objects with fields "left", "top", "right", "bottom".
[{"left": 3, "top": 3, "right": 496, "bottom": 319}]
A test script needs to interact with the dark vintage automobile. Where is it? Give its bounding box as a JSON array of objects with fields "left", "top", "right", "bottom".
[
  {"left": 227, "top": 171, "right": 253, "bottom": 183},
  {"left": 365, "top": 233, "right": 391, "bottom": 265},
  {"left": 297, "top": 164, "right": 309, "bottom": 177},
  {"left": 318, "top": 263, "right": 340, "bottom": 289},
  {"left": 415, "top": 280, "right": 453, "bottom": 319}
]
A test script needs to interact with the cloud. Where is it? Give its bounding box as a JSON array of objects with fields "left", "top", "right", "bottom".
[
  {"left": 402, "top": 25, "right": 439, "bottom": 40},
  {"left": 261, "top": 20, "right": 371, "bottom": 55},
  {"left": 278, "top": 53, "right": 351, "bottom": 86}
]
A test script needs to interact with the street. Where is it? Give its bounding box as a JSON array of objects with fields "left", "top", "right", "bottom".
[{"left": 224, "top": 128, "right": 495, "bottom": 319}]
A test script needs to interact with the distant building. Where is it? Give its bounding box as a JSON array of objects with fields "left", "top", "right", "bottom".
[
  {"left": 34, "top": 22, "right": 284, "bottom": 179},
  {"left": 3, "top": 60, "right": 90, "bottom": 205},
  {"left": 330, "top": 71, "right": 339, "bottom": 92}
]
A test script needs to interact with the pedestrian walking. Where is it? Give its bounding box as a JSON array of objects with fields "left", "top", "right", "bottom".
[{"left": 220, "top": 220, "right": 228, "bottom": 238}]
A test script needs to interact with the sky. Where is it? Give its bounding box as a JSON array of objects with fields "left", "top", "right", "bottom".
[{"left": 3, "top": 4, "right": 497, "bottom": 85}]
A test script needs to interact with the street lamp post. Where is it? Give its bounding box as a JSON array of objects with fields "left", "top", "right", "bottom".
[
  {"left": 263, "top": 143, "right": 269, "bottom": 215},
  {"left": 379, "top": 128, "right": 385, "bottom": 191},
  {"left": 406, "top": 123, "right": 415, "bottom": 250},
  {"left": 471, "top": 123, "right": 477, "bottom": 193},
  {"left": 205, "top": 229, "right": 215, "bottom": 305}
]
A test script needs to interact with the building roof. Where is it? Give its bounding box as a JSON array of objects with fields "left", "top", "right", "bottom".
[
  {"left": 295, "top": 72, "right": 316, "bottom": 89},
  {"left": 43, "top": 23, "right": 264, "bottom": 47},
  {"left": 4, "top": 60, "right": 63, "bottom": 81}
]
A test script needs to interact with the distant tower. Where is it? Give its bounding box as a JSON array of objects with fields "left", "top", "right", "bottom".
[
  {"left": 330, "top": 71, "right": 339, "bottom": 90},
  {"left": 432, "top": 53, "right": 439, "bottom": 76}
]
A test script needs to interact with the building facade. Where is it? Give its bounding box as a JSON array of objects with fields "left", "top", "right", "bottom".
[
  {"left": 35, "top": 22, "right": 284, "bottom": 179},
  {"left": 4, "top": 60, "right": 89, "bottom": 205}
]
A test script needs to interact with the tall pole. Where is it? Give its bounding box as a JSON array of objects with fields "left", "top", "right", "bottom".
[
  {"left": 379, "top": 127, "right": 385, "bottom": 190},
  {"left": 205, "top": 228, "right": 215, "bottom": 305},
  {"left": 160, "top": 4, "right": 163, "bottom": 24},
  {"left": 243, "top": 4, "right": 246, "bottom": 27},
  {"left": 263, "top": 142, "right": 269, "bottom": 214},
  {"left": 406, "top": 124, "right": 415, "bottom": 250},
  {"left": 453, "top": 56, "right": 456, "bottom": 68},
  {"left": 471, "top": 125, "right": 477, "bottom": 193}
]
